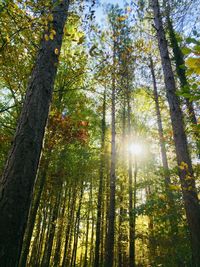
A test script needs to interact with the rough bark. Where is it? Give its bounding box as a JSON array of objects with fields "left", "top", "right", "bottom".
[
  {"left": 152, "top": 0, "right": 200, "bottom": 265},
  {"left": 19, "top": 151, "right": 51, "bottom": 267},
  {"left": 0, "top": 1, "right": 69, "bottom": 266}
]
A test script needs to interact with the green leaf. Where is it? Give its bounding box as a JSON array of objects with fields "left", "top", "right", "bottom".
[{"left": 181, "top": 47, "right": 191, "bottom": 55}]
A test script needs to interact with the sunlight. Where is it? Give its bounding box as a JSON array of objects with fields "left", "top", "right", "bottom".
[{"left": 129, "top": 143, "right": 143, "bottom": 156}]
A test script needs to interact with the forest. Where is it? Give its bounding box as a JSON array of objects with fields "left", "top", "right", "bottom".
[{"left": 0, "top": 0, "right": 200, "bottom": 266}]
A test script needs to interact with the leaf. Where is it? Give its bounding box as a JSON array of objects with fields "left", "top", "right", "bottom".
[
  {"left": 44, "top": 34, "right": 49, "bottom": 41},
  {"left": 117, "top": 15, "right": 128, "bottom": 22},
  {"left": 77, "top": 36, "right": 85, "bottom": 45},
  {"left": 186, "top": 57, "right": 200, "bottom": 75},
  {"left": 48, "top": 14, "right": 54, "bottom": 22},
  {"left": 89, "top": 45, "right": 97, "bottom": 56},
  {"left": 169, "top": 184, "right": 181, "bottom": 191},
  {"left": 186, "top": 37, "right": 198, "bottom": 44},
  {"left": 179, "top": 161, "right": 188, "bottom": 170},
  {"left": 181, "top": 47, "right": 191, "bottom": 55},
  {"left": 49, "top": 33, "right": 54, "bottom": 40},
  {"left": 54, "top": 48, "right": 59, "bottom": 55}
]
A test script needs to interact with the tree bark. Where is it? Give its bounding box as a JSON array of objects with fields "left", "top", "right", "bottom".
[
  {"left": 166, "top": 14, "right": 200, "bottom": 156},
  {"left": 19, "top": 150, "right": 51, "bottom": 267},
  {"left": 0, "top": 1, "right": 69, "bottom": 266},
  {"left": 152, "top": 0, "right": 200, "bottom": 266},
  {"left": 94, "top": 89, "right": 106, "bottom": 267},
  {"left": 70, "top": 185, "right": 84, "bottom": 267},
  {"left": 127, "top": 88, "right": 135, "bottom": 267},
  {"left": 41, "top": 190, "right": 62, "bottom": 267},
  {"left": 62, "top": 186, "right": 77, "bottom": 267},
  {"left": 105, "top": 39, "right": 116, "bottom": 267},
  {"left": 118, "top": 96, "right": 127, "bottom": 267}
]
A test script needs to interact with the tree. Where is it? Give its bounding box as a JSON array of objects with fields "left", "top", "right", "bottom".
[
  {"left": 0, "top": 1, "right": 69, "bottom": 265},
  {"left": 151, "top": 0, "right": 200, "bottom": 265},
  {"left": 164, "top": 1, "right": 200, "bottom": 156},
  {"left": 94, "top": 89, "right": 106, "bottom": 267}
]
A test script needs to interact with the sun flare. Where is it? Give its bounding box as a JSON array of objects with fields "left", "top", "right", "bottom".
[{"left": 129, "top": 143, "right": 143, "bottom": 155}]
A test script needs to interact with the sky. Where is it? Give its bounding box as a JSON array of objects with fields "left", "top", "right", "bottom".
[{"left": 94, "top": 0, "right": 125, "bottom": 25}]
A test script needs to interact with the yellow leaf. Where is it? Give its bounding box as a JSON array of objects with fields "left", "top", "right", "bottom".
[
  {"left": 117, "top": 15, "right": 128, "bottom": 21},
  {"left": 51, "top": 29, "right": 56, "bottom": 35},
  {"left": 186, "top": 57, "right": 200, "bottom": 75},
  {"left": 48, "top": 14, "right": 54, "bottom": 22},
  {"left": 187, "top": 186, "right": 193, "bottom": 191},
  {"left": 54, "top": 48, "right": 59, "bottom": 55},
  {"left": 179, "top": 161, "right": 188, "bottom": 170},
  {"left": 158, "top": 194, "right": 165, "bottom": 200},
  {"left": 169, "top": 184, "right": 180, "bottom": 191},
  {"left": 49, "top": 33, "right": 54, "bottom": 40},
  {"left": 6, "top": 35, "right": 10, "bottom": 42},
  {"left": 44, "top": 34, "right": 49, "bottom": 41}
]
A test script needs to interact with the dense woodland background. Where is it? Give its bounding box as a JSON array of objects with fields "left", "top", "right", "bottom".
[{"left": 0, "top": 0, "right": 200, "bottom": 266}]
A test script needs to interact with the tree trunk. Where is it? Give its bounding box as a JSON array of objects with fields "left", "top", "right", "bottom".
[
  {"left": 70, "top": 185, "right": 84, "bottom": 267},
  {"left": 150, "top": 57, "right": 180, "bottom": 242},
  {"left": 127, "top": 88, "right": 135, "bottom": 267},
  {"left": 41, "top": 190, "right": 62, "bottom": 267},
  {"left": 0, "top": 1, "right": 69, "bottom": 266},
  {"left": 19, "top": 151, "right": 51, "bottom": 267},
  {"left": 152, "top": 0, "right": 200, "bottom": 265},
  {"left": 118, "top": 97, "right": 127, "bottom": 267},
  {"left": 166, "top": 14, "right": 200, "bottom": 156},
  {"left": 105, "top": 39, "right": 116, "bottom": 267},
  {"left": 53, "top": 185, "right": 68, "bottom": 267},
  {"left": 62, "top": 186, "right": 77, "bottom": 267},
  {"left": 94, "top": 89, "right": 106, "bottom": 267},
  {"left": 150, "top": 57, "right": 172, "bottom": 188}
]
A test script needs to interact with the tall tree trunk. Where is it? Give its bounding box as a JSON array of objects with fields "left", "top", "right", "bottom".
[
  {"left": 100, "top": 180, "right": 106, "bottom": 267},
  {"left": 41, "top": 189, "right": 62, "bottom": 267},
  {"left": 19, "top": 150, "right": 51, "bottom": 267},
  {"left": 166, "top": 14, "right": 200, "bottom": 156},
  {"left": 84, "top": 183, "right": 92, "bottom": 267},
  {"left": 62, "top": 186, "right": 77, "bottom": 267},
  {"left": 89, "top": 205, "right": 95, "bottom": 266},
  {"left": 152, "top": 1, "right": 200, "bottom": 265},
  {"left": 150, "top": 57, "right": 180, "bottom": 241},
  {"left": 70, "top": 185, "right": 84, "bottom": 267},
  {"left": 118, "top": 97, "right": 127, "bottom": 267},
  {"left": 150, "top": 57, "right": 171, "bottom": 189},
  {"left": 94, "top": 89, "right": 106, "bottom": 267},
  {"left": 127, "top": 88, "right": 135, "bottom": 267},
  {"left": 53, "top": 185, "right": 68, "bottom": 267},
  {"left": 83, "top": 207, "right": 90, "bottom": 267},
  {"left": 0, "top": 1, "right": 69, "bottom": 265},
  {"left": 105, "top": 39, "right": 116, "bottom": 267},
  {"left": 28, "top": 207, "right": 42, "bottom": 267}
]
